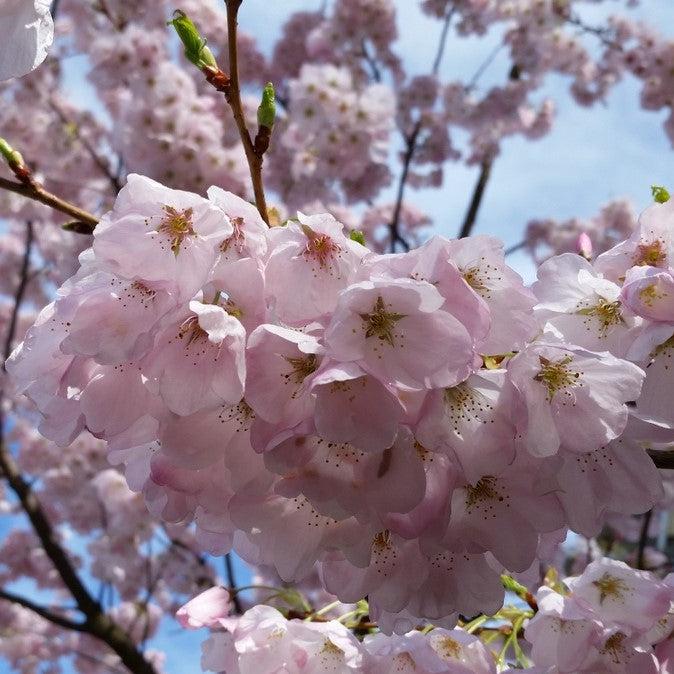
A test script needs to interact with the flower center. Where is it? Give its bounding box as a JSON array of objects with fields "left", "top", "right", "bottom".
[
  {"left": 432, "top": 635, "right": 462, "bottom": 660},
  {"left": 321, "top": 639, "right": 344, "bottom": 657},
  {"left": 634, "top": 239, "right": 666, "bottom": 267},
  {"left": 639, "top": 283, "right": 667, "bottom": 307},
  {"left": 220, "top": 217, "right": 246, "bottom": 255},
  {"left": 177, "top": 315, "right": 207, "bottom": 346},
  {"left": 465, "top": 475, "right": 504, "bottom": 510},
  {"left": 576, "top": 299, "right": 624, "bottom": 336},
  {"left": 282, "top": 353, "right": 319, "bottom": 385},
  {"left": 462, "top": 261, "right": 502, "bottom": 299},
  {"left": 443, "top": 383, "right": 493, "bottom": 435},
  {"left": 359, "top": 295, "right": 406, "bottom": 347},
  {"left": 592, "top": 573, "right": 628, "bottom": 603},
  {"left": 534, "top": 355, "right": 581, "bottom": 401},
  {"left": 157, "top": 205, "right": 195, "bottom": 254},
  {"left": 302, "top": 226, "right": 341, "bottom": 268},
  {"left": 600, "top": 632, "right": 627, "bottom": 664}
]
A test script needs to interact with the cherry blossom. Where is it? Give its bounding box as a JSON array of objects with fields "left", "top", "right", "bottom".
[{"left": 0, "top": 0, "right": 53, "bottom": 81}]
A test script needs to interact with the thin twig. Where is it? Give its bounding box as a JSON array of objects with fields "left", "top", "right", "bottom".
[
  {"left": 637, "top": 509, "right": 654, "bottom": 570},
  {"left": 388, "top": 10, "right": 456, "bottom": 252},
  {"left": 504, "top": 240, "right": 526, "bottom": 256},
  {"left": 361, "top": 40, "right": 382, "bottom": 82},
  {"left": 388, "top": 123, "right": 421, "bottom": 252},
  {"left": 222, "top": 0, "right": 269, "bottom": 224},
  {"left": 225, "top": 554, "right": 243, "bottom": 614},
  {"left": 432, "top": 8, "right": 455, "bottom": 76},
  {"left": 458, "top": 157, "right": 493, "bottom": 238},
  {"left": 3, "top": 221, "right": 33, "bottom": 367},
  {"left": 465, "top": 42, "right": 504, "bottom": 91},
  {"left": 0, "top": 588, "right": 86, "bottom": 632},
  {"left": 49, "top": 98, "right": 122, "bottom": 194},
  {"left": 647, "top": 449, "right": 674, "bottom": 470},
  {"left": 0, "top": 177, "right": 98, "bottom": 232}
]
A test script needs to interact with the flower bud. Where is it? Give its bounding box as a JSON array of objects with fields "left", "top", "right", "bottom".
[
  {"left": 651, "top": 185, "right": 670, "bottom": 204},
  {"left": 0, "top": 138, "right": 25, "bottom": 170},
  {"left": 168, "top": 10, "right": 218, "bottom": 70},
  {"left": 257, "top": 82, "right": 276, "bottom": 130},
  {"left": 576, "top": 232, "right": 593, "bottom": 260}
]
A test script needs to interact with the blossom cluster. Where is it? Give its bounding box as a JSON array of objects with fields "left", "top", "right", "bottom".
[
  {"left": 8, "top": 173, "right": 673, "bottom": 633},
  {"left": 182, "top": 598, "right": 499, "bottom": 674},
  {"left": 176, "top": 557, "right": 674, "bottom": 673}
]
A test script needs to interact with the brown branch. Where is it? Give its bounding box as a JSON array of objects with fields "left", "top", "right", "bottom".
[
  {"left": 505, "top": 240, "right": 526, "bottom": 256},
  {"left": 648, "top": 449, "right": 674, "bottom": 470},
  {"left": 388, "top": 123, "right": 421, "bottom": 253},
  {"left": 0, "top": 443, "right": 158, "bottom": 674},
  {"left": 458, "top": 157, "right": 493, "bottom": 238},
  {"left": 637, "top": 509, "right": 653, "bottom": 570},
  {"left": 3, "top": 221, "right": 33, "bottom": 366},
  {"left": 0, "top": 177, "right": 98, "bottom": 232},
  {"left": 432, "top": 7, "right": 454, "bottom": 76},
  {"left": 388, "top": 12, "right": 455, "bottom": 252},
  {"left": 0, "top": 587, "right": 87, "bottom": 632},
  {"left": 221, "top": 0, "right": 269, "bottom": 224},
  {"left": 225, "top": 553, "right": 243, "bottom": 614}
]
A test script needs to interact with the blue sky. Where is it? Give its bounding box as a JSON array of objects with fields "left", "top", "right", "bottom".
[
  {"left": 238, "top": 0, "right": 674, "bottom": 281},
  {"left": 5, "top": 1, "right": 674, "bottom": 672}
]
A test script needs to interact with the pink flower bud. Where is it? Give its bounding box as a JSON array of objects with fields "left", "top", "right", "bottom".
[
  {"left": 177, "top": 586, "right": 231, "bottom": 628},
  {"left": 576, "top": 232, "right": 593, "bottom": 259}
]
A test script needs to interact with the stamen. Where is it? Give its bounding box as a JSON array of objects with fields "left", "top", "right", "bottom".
[
  {"left": 156, "top": 205, "right": 195, "bottom": 254},
  {"left": 534, "top": 355, "right": 582, "bottom": 402},
  {"left": 359, "top": 296, "right": 406, "bottom": 347}
]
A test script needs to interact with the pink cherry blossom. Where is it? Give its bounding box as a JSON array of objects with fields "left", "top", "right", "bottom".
[
  {"left": 325, "top": 278, "right": 474, "bottom": 389},
  {"left": 507, "top": 342, "right": 644, "bottom": 457}
]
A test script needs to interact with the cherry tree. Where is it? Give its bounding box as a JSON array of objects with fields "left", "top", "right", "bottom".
[{"left": 1, "top": 1, "right": 674, "bottom": 672}]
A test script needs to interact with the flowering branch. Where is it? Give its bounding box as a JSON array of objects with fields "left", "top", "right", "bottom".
[
  {"left": 169, "top": 5, "right": 272, "bottom": 223},
  {"left": 223, "top": 0, "right": 270, "bottom": 224},
  {"left": 388, "top": 9, "right": 454, "bottom": 252},
  {"left": 0, "top": 176, "right": 98, "bottom": 232}
]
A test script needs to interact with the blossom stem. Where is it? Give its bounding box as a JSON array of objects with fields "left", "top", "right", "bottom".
[
  {"left": 223, "top": 0, "right": 270, "bottom": 225},
  {"left": 0, "top": 176, "right": 98, "bottom": 232}
]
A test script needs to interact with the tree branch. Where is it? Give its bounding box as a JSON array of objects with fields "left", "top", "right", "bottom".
[
  {"left": 637, "top": 509, "right": 653, "bottom": 570},
  {"left": 222, "top": 0, "right": 269, "bottom": 224},
  {"left": 458, "top": 157, "right": 493, "bottom": 238},
  {"left": 0, "top": 177, "right": 98, "bottom": 232},
  {"left": 388, "top": 123, "right": 421, "bottom": 253},
  {"left": 0, "top": 587, "right": 87, "bottom": 632},
  {"left": 3, "top": 221, "right": 33, "bottom": 366},
  {"left": 225, "top": 553, "right": 243, "bottom": 614},
  {"left": 432, "top": 7, "right": 454, "bottom": 76},
  {"left": 648, "top": 449, "right": 674, "bottom": 470}
]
